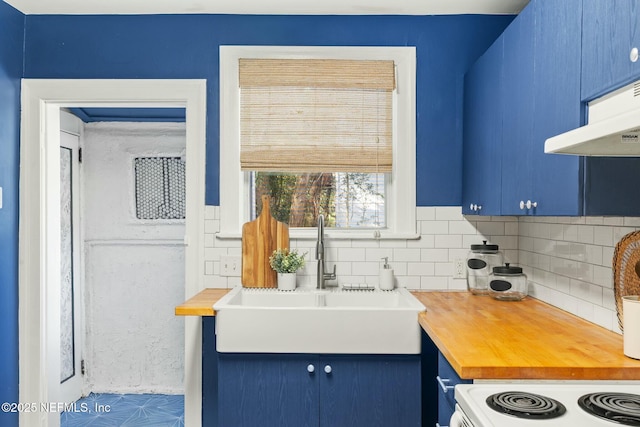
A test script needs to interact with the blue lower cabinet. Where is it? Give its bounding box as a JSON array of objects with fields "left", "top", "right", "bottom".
[
  {"left": 218, "top": 353, "right": 319, "bottom": 427},
  {"left": 437, "top": 352, "right": 471, "bottom": 426},
  {"left": 320, "top": 355, "right": 421, "bottom": 427},
  {"left": 216, "top": 353, "right": 421, "bottom": 427}
]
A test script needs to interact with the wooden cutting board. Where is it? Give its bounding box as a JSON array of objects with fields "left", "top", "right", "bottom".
[{"left": 242, "top": 195, "right": 290, "bottom": 287}]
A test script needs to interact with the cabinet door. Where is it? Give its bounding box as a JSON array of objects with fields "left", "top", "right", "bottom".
[
  {"left": 500, "top": 3, "right": 536, "bottom": 215},
  {"left": 218, "top": 354, "right": 319, "bottom": 427},
  {"left": 437, "top": 352, "right": 472, "bottom": 426},
  {"left": 531, "top": 0, "right": 584, "bottom": 215},
  {"left": 319, "top": 355, "right": 421, "bottom": 427},
  {"left": 582, "top": 0, "right": 640, "bottom": 100},
  {"left": 462, "top": 38, "right": 504, "bottom": 216}
]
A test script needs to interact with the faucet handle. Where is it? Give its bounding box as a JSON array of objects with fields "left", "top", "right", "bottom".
[{"left": 324, "top": 264, "right": 337, "bottom": 280}]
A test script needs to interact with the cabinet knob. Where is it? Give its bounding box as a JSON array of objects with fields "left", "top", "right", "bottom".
[
  {"left": 477, "top": 205, "right": 482, "bottom": 212},
  {"left": 307, "top": 364, "right": 315, "bottom": 373},
  {"left": 324, "top": 365, "right": 332, "bottom": 374},
  {"left": 520, "top": 200, "right": 538, "bottom": 210},
  {"left": 631, "top": 47, "right": 639, "bottom": 63},
  {"left": 470, "top": 203, "right": 474, "bottom": 211}
]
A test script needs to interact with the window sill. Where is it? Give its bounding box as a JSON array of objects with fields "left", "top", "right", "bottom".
[{"left": 216, "top": 230, "right": 420, "bottom": 241}]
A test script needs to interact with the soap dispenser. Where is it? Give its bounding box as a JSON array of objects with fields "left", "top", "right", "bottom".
[{"left": 379, "top": 257, "right": 395, "bottom": 290}]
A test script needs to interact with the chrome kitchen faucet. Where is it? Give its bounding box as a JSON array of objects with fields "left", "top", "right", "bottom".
[{"left": 316, "top": 214, "right": 336, "bottom": 289}]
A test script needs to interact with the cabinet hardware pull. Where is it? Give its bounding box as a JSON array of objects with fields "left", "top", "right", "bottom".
[
  {"left": 307, "top": 364, "right": 315, "bottom": 373},
  {"left": 520, "top": 200, "right": 538, "bottom": 210},
  {"left": 631, "top": 47, "right": 639, "bottom": 63},
  {"left": 324, "top": 365, "right": 332, "bottom": 374},
  {"left": 436, "top": 375, "right": 455, "bottom": 393}
]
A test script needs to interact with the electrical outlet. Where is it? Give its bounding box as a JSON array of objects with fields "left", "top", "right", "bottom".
[
  {"left": 220, "top": 255, "right": 242, "bottom": 277},
  {"left": 453, "top": 258, "right": 466, "bottom": 279}
]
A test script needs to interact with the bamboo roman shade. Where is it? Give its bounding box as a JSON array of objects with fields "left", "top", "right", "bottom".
[{"left": 239, "top": 58, "right": 395, "bottom": 173}]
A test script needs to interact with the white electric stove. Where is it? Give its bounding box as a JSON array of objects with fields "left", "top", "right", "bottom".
[{"left": 452, "top": 383, "right": 640, "bottom": 427}]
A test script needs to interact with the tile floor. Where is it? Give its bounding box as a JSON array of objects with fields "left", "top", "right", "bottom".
[{"left": 61, "top": 393, "right": 184, "bottom": 426}]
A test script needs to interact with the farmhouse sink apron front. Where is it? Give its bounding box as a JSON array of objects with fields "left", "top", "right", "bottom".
[{"left": 213, "top": 286, "right": 426, "bottom": 354}]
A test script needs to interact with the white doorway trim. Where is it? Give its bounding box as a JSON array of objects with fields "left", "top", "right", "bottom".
[{"left": 19, "top": 79, "right": 207, "bottom": 427}]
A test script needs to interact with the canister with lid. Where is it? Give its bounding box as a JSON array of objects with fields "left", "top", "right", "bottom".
[
  {"left": 489, "top": 263, "right": 527, "bottom": 301},
  {"left": 466, "top": 241, "right": 503, "bottom": 295}
]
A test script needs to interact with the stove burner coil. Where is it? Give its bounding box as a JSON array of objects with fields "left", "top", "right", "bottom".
[
  {"left": 578, "top": 393, "right": 640, "bottom": 426},
  {"left": 486, "top": 391, "right": 567, "bottom": 419}
]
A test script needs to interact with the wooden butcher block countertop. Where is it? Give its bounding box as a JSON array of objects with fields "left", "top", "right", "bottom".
[
  {"left": 176, "top": 289, "right": 640, "bottom": 380},
  {"left": 174, "top": 288, "right": 229, "bottom": 316},
  {"left": 415, "top": 291, "right": 640, "bottom": 381}
]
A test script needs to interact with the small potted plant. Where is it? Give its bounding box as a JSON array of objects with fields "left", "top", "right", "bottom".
[{"left": 269, "top": 248, "right": 307, "bottom": 291}]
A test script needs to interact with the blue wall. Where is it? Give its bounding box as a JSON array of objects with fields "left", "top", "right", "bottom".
[
  {"left": 24, "top": 14, "right": 513, "bottom": 206},
  {"left": 0, "top": 2, "right": 24, "bottom": 426}
]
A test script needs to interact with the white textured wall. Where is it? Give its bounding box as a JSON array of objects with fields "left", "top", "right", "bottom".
[{"left": 83, "top": 122, "right": 186, "bottom": 394}]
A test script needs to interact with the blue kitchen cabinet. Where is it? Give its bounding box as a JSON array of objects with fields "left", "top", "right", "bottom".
[
  {"left": 320, "top": 355, "right": 421, "bottom": 426},
  {"left": 437, "top": 352, "right": 471, "bottom": 426},
  {"left": 217, "top": 353, "right": 421, "bottom": 427},
  {"left": 529, "top": 0, "right": 584, "bottom": 215},
  {"left": 462, "top": 37, "right": 504, "bottom": 216},
  {"left": 218, "top": 353, "right": 319, "bottom": 427},
  {"left": 500, "top": 3, "right": 536, "bottom": 216},
  {"left": 463, "top": 0, "right": 590, "bottom": 216},
  {"left": 581, "top": 0, "right": 640, "bottom": 101}
]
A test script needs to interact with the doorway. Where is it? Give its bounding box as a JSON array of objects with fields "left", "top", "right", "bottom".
[{"left": 18, "top": 80, "right": 206, "bottom": 427}]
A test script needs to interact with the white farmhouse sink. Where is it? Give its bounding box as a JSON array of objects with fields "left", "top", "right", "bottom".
[{"left": 213, "top": 286, "right": 425, "bottom": 354}]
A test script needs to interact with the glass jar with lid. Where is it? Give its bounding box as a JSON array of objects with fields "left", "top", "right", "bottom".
[
  {"left": 488, "top": 263, "right": 527, "bottom": 301},
  {"left": 466, "top": 241, "right": 503, "bottom": 295}
]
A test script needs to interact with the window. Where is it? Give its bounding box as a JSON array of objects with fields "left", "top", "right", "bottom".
[
  {"left": 134, "top": 156, "right": 186, "bottom": 220},
  {"left": 220, "top": 46, "right": 416, "bottom": 238}
]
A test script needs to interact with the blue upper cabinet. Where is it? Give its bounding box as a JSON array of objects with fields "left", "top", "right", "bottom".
[
  {"left": 464, "top": 0, "right": 585, "bottom": 216},
  {"left": 581, "top": 0, "right": 640, "bottom": 100},
  {"left": 530, "top": 0, "right": 584, "bottom": 215},
  {"left": 462, "top": 39, "right": 504, "bottom": 216},
  {"left": 500, "top": 4, "right": 536, "bottom": 216}
]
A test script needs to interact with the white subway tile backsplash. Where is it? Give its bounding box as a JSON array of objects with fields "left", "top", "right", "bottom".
[
  {"left": 449, "top": 220, "right": 477, "bottom": 235},
  {"left": 603, "top": 217, "right": 624, "bottom": 226},
  {"left": 337, "top": 248, "right": 366, "bottom": 262},
  {"left": 407, "top": 235, "right": 435, "bottom": 248},
  {"left": 394, "top": 248, "right": 422, "bottom": 262},
  {"left": 434, "top": 262, "right": 453, "bottom": 277},
  {"left": 351, "top": 262, "right": 380, "bottom": 276},
  {"left": 420, "top": 248, "right": 449, "bottom": 262},
  {"left": 365, "top": 248, "right": 394, "bottom": 262},
  {"left": 420, "top": 220, "right": 449, "bottom": 235},
  {"left": 419, "top": 276, "right": 445, "bottom": 290},
  {"left": 594, "top": 226, "right": 614, "bottom": 246},
  {"left": 435, "top": 234, "right": 462, "bottom": 249},
  {"left": 435, "top": 206, "right": 463, "bottom": 220},
  {"left": 576, "top": 225, "right": 595, "bottom": 244},
  {"left": 416, "top": 207, "right": 436, "bottom": 221},
  {"left": 407, "top": 262, "right": 435, "bottom": 276},
  {"left": 203, "top": 204, "right": 627, "bottom": 333}
]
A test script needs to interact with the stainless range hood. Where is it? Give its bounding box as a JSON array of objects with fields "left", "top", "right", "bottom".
[{"left": 545, "top": 80, "right": 640, "bottom": 156}]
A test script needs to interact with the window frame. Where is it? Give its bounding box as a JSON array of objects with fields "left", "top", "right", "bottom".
[{"left": 219, "top": 45, "right": 417, "bottom": 239}]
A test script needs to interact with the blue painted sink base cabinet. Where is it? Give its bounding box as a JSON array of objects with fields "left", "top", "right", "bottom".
[{"left": 203, "top": 318, "right": 425, "bottom": 427}]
